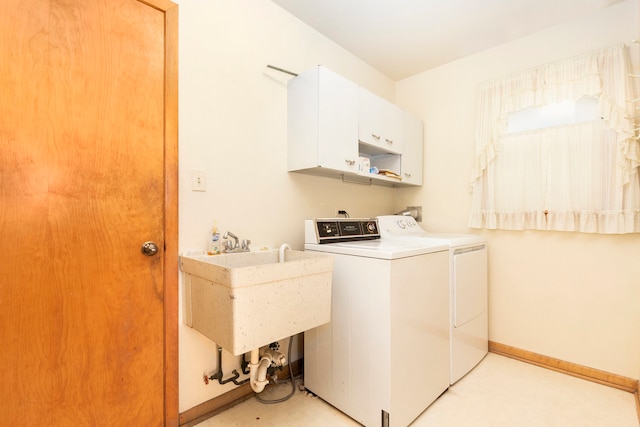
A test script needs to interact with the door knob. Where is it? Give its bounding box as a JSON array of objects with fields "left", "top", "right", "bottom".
[{"left": 141, "top": 241, "right": 159, "bottom": 256}]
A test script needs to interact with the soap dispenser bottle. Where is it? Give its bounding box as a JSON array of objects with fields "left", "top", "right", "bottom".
[{"left": 207, "top": 221, "right": 221, "bottom": 255}]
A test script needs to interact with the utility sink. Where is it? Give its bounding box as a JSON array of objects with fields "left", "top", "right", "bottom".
[{"left": 180, "top": 249, "right": 333, "bottom": 355}]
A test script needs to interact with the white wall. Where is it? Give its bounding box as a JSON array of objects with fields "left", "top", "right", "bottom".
[
  {"left": 175, "top": 0, "right": 640, "bottom": 414},
  {"left": 396, "top": 0, "right": 640, "bottom": 381},
  {"left": 174, "top": 0, "right": 402, "bottom": 412}
]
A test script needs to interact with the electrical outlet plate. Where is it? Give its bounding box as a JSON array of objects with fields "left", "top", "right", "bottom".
[{"left": 192, "top": 169, "right": 206, "bottom": 192}]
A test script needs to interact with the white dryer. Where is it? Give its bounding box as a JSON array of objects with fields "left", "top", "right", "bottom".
[
  {"left": 377, "top": 215, "right": 488, "bottom": 385},
  {"left": 304, "top": 218, "right": 450, "bottom": 427}
]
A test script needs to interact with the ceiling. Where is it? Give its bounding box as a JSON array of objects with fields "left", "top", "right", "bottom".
[{"left": 270, "top": 0, "right": 626, "bottom": 81}]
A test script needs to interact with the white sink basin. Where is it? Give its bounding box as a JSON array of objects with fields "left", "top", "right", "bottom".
[{"left": 180, "top": 249, "right": 333, "bottom": 355}]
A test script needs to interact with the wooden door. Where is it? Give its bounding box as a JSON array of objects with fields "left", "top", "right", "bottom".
[{"left": 0, "top": 0, "right": 178, "bottom": 425}]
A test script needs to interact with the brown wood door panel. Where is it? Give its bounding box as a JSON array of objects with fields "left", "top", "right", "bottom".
[{"left": 0, "top": 0, "right": 178, "bottom": 425}]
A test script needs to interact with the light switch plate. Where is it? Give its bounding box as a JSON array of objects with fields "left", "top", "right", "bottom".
[{"left": 192, "top": 169, "right": 206, "bottom": 192}]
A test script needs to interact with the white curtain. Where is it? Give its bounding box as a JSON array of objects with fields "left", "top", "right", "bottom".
[{"left": 469, "top": 44, "right": 640, "bottom": 234}]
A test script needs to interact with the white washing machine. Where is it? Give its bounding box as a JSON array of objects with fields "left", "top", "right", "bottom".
[
  {"left": 304, "top": 218, "right": 450, "bottom": 427},
  {"left": 377, "top": 215, "right": 488, "bottom": 385}
]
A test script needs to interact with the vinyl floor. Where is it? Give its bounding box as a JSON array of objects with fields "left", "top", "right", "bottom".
[{"left": 197, "top": 353, "right": 639, "bottom": 427}]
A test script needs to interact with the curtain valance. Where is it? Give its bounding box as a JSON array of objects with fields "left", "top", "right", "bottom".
[{"left": 471, "top": 44, "right": 639, "bottom": 187}]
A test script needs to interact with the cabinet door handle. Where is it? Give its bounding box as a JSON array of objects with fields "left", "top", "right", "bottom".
[
  {"left": 404, "top": 172, "right": 411, "bottom": 178},
  {"left": 385, "top": 139, "right": 394, "bottom": 145},
  {"left": 345, "top": 159, "right": 356, "bottom": 166},
  {"left": 371, "top": 133, "right": 380, "bottom": 140}
]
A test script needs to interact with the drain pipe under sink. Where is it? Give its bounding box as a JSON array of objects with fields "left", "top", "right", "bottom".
[
  {"left": 249, "top": 349, "right": 270, "bottom": 393},
  {"left": 249, "top": 347, "right": 287, "bottom": 393}
]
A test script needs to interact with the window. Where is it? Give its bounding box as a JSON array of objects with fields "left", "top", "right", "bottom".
[
  {"left": 469, "top": 44, "right": 640, "bottom": 234},
  {"left": 505, "top": 97, "right": 600, "bottom": 134}
]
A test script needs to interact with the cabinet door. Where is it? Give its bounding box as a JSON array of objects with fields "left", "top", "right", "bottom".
[
  {"left": 317, "top": 67, "right": 359, "bottom": 172},
  {"left": 401, "top": 111, "right": 423, "bottom": 185},
  {"left": 358, "top": 88, "right": 403, "bottom": 154}
]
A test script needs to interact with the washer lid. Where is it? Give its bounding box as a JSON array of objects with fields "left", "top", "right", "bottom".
[{"left": 305, "top": 239, "right": 447, "bottom": 259}]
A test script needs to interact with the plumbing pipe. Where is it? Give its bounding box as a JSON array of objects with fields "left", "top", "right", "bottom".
[
  {"left": 262, "top": 348, "right": 286, "bottom": 366},
  {"left": 256, "top": 336, "right": 296, "bottom": 404},
  {"left": 249, "top": 349, "right": 262, "bottom": 392},
  {"left": 394, "top": 207, "right": 419, "bottom": 219},
  {"left": 255, "top": 355, "right": 272, "bottom": 390},
  {"left": 207, "top": 345, "right": 249, "bottom": 386},
  {"left": 249, "top": 349, "right": 273, "bottom": 393},
  {"left": 279, "top": 243, "right": 291, "bottom": 263},
  {"left": 248, "top": 346, "right": 288, "bottom": 393}
]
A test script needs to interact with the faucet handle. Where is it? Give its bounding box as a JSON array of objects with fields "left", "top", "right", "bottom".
[{"left": 242, "top": 239, "right": 251, "bottom": 251}]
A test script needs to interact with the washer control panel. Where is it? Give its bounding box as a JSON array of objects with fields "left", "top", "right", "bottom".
[
  {"left": 377, "top": 215, "right": 424, "bottom": 236},
  {"left": 307, "top": 218, "right": 380, "bottom": 244}
]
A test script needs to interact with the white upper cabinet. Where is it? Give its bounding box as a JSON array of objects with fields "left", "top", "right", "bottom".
[
  {"left": 288, "top": 65, "right": 422, "bottom": 187},
  {"left": 287, "top": 66, "right": 359, "bottom": 174},
  {"left": 401, "top": 111, "right": 423, "bottom": 186},
  {"left": 358, "top": 88, "right": 403, "bottom": 154}
]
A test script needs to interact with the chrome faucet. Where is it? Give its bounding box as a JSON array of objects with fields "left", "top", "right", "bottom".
[
  {"left": 223, "top": 231, "right": 251, "bottom": 253},
  {"left": 223, "top": 231, "right": 239, "bottom": 249}
]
